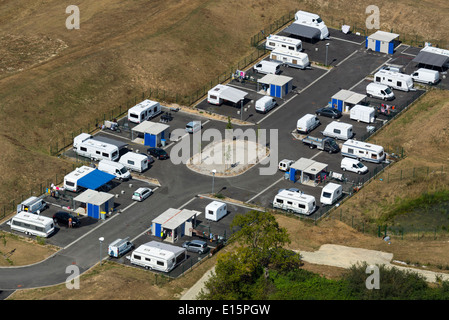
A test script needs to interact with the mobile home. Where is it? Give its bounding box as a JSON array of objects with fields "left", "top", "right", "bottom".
[
  {"left": 128, "top": 99, "right": 162, "bottom": 124},
  {"left": 374, "top": 69, "right": 414, "bottom": 92},
  {"left": 10, "top": 211, "right": 55, "bottom": 238},
  {"left": 205, "top": 201, "right": 227, "bottom": 222},
  {"left": 322, "top": 121, "right": 354, "bottom": 140},
  {"left": 341, "top": 139, "right": 385, "bottom": 163},
  {"left": 265, "top": 34, "right": 302, "bottom": 52},
  {"left": 349, "top": 105, "right": 376, "bottom": 123},
  {"left": 73, "top": 133, "right": 119, "bottom": 161},
  {"left": 64, "top": 166, "right": 97, "bottom": 192},
  {"left": 272, "top": 189, "right": 316, "bottom": 215},
  {"left": 270, "top": 49, "right": 310, "bottom": 69},
  {"left": 127, "top": 241, "right": 187, "bottom": 272},
  {"left": 320, "top": 183, "right": 343, "bottom": 206},
  {"left": 119, "top": 152, "right": 149, "bottom": 172}
]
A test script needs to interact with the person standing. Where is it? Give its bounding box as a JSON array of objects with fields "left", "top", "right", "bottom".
[{"left": 68, "top": 217, "right": 72, "bottom": 228}]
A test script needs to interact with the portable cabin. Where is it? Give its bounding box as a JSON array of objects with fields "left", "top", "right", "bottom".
[
  {"left": 272, "top": 189, "right": 316, "bottom": 215},
  {"left": 131, "top": 121, "right": 170, "bottom": 147},
  {"left": 10, "top": 212, "right": 55, "bottom": 238},
  {"left": 366, "top": 31, "right": 399, "bottom": 54},
  {"left": 128, "top": 99, "right": 162, "bottom": 124},
  {"left": 265, "top": 34, "right": 302, "bottom": 52},
  {"left": 330, "top": 89, "right": 366, "bottom": 112},
  {"left": 349, "top": 105, "right": 376, "bottom": 123},
  {"left": 374, "top": 70, "right": 414, "bottom": 92},
  {"left": 205, "top": 201, "right": 227, "bottom": 222},
  {"left": 257, "top": 74, "right": 293, "bottom": 99},
  {"left": 128, "top": 241, "right": 187, "bottom": 272},
  {"left": 288, "top": 157, "right": 328, "bottom": 185},
  {"left": 341, "top": 139, "right": 385, "bottom": 163},
  {"left": 152, "top": 208, "right": 201, "bottom": 243},
  {"left": 270, "top": 49, "right": 310, "bottom": 69},
  {"left": 73, "top": 189, "right": 115, "bottom": 219}
]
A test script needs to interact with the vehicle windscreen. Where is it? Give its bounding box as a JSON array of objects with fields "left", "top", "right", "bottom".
[
  {"left": 120, "top": 167, "right": 128, "bottom": 174},
  {"left": 357, "top": 163, "right": 365, "bottom": 168},
  {"left": 322, "top": 192, "right": 331, "bottom": 198},
  {"left": 385, "top": 87, "right": 392, "bottom": 94}
]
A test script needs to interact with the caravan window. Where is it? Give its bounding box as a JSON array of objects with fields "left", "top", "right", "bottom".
[
  {"left": 112, "top": 151, "right": 118, "bottom": 159},
  {"left": 288, "top": 46, "right": 295, "bottom": 51},
  {"left": 80, "top": 147, "right": 87, "bottom": 152},
  {"left": 276, "top": 198, "right": 284, "bottom": 204},
  {"left": 371, "top": 154, "right": 378, "bottom": 160},
  {"left": 145, "top": 257, "right": 151, "bottom": 262},
  {"left": 157, "top": 261, "right": 164, "bottom": 266},
  {"left": 268, "top": 41, "right": 275, "bottom": 47},
  {"left": 102, "top": 152, "right": 109, "bottom": 157},
  {"left": 176, "top": 252, "right": 186, "bottom": 264},
  {"left": 287, "top": 201, "right": 293, "bottom": 205},
  {"left": 134, "top": 254, "right": 141, "bottom": 260},
  {"left": 322, "top": 192, "right": 331, "bottom": 198},
  {"left": 128, "top": 160, "right": 135, "bottom": 165},
  {"left": 96, "top": 151, "right": 101, "bottom": 155},
  {"left": 209, "top": 95, "right": 218, "bottom": 100},
  {"left": 397, "top": 81, "right": 402, "bottom": 87},
  {"left": 298, "top": 203, "right": 306, "bottom": 209},
  {"left": 375, "top": 77, "right": 381, "bottom": 82},
  {"left": 347, "top": 148, "right": 354, "bottom": 154},
  {"left": 292, "top": 59, "right": 298, "bottom": 64},
  {"left": 66, "top": 181, "right": 75, "bottom": 187},
  {"left": 334, "top": 129, "right": 341, "bottom": 134},
  {"left": 130, "top": 113, "right": 138, "bottom": 119}
]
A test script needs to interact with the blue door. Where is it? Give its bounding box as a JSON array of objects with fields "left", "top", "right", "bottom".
[
  {"left": 375, "top": 40, "right": 381, "bottom": 52},
  {"left": 289, "top": 169, "right": 296, "bottom": 182},
  {"left": 155, "top": 223, "right": 161, "bottom": 238},
  {"left": 276, "top": 85, "right": 281, "bottom": 98},
  {"left": 270, "top": 84, "right": 276, "bottom": 97},
  {"left": 388, "top": 42, "right": 394, "bottom": 54},
  {"left": 144, "top": 134, "right": 157, "bottom": 147}
]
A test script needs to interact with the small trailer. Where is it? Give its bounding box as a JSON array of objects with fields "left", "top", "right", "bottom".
[
  {"left": 205, "top": 201, "right": 227, "bottom": 222},
  {"left": 349, "top": 105, "right": 376, "bottom": 123},
  {"left": 302, "top": 136, "right": 340, "bottom": 153}
]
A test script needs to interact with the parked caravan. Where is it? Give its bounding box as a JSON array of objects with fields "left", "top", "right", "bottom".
[
  {"left": 207, "top": 84, "right": 248, "bottom": 106},
  {"left": 411, "top": 68, "right": 439, "bottom": 84},
  {"left": 185, "top": 121, "right": 201, "bottom": 133},
  {"left": 341, "top": 157, "right": 368, "bottom": 174},
  {"left": 108, "top": 237, "right": 134, "bottom": 258},
  {"left": 294, "top": 10, "right": 329, "bottom": 39},
  {"left": 270, "top": 49, "right": 310, "bottom": 69},
  {"left": 98, "top": 159, "right": 131, "bottom": 181},
  {"left": 128, "top": 99, "right": 162, "bottom": 124},
  {"left": 322, "top": 121, "right": 354, "bottom": 140},
  {"left": 349, "top": 105, "right": 376, "bottom": 123},
  {"left": 16, "top": 197, "right": 47, "bottom": 214},
  {"left": 255, "top": 96, "right": 277, "bottom": 113},
  {"left": 127, "top": 241, "right": 187, "bottom": 272},
  {"left": 205, "top": 201, "right": 227, "bottom": 221},
  {"left": 73, "top": 133, "right": 119, "bottom": 161},
  {"left": 273, "top": 189, "right": 316, "bottom": 215},
  {"left": 374, "top": 70, "right": 414, "bottom": 92},
  {"left": 265, "top": 34, "right": 302, "bottom": 52},
  {"left": 341, "top": 139, "right": 385, "bottom": 163},
  {"left": 278, "top": 159, "right": 294, "bottom": 172},
  {"left": 366, "top": 83, "right": 395, "bottom": 101},
  {"left": 119, "top": 152, "right": 149, "bottom": 172},
  {"left": 64, "top": 166, "right": 96, "bottom": 192},
  {"left": 296, "top": 114, "right": 320, "bottom": 134},
  {"left": 9, "top": 212, "right": 55, "bottom": 238},
  {"left": 320, "top": 183, "right": 343, "bottom": 206},
  {"left": 302, "top": 136, "right": 340, "bottom": 153},
  {"left": 254, "top": 60, "right": 282, "bottom": 75}
]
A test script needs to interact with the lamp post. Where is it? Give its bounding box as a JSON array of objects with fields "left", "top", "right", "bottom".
[
  {"left": 325, "top": 43, "right": 330, "bottom": 67},
  {"left": 99, "top": 237, "right": 104, "bottom": 266},
  {"left": 211, "top": 169, "right": 216, "bottom": 194}
]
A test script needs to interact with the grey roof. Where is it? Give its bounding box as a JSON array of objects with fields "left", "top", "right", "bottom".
[
  {"left": 283, "top": 22, "right": 321, "bottom": 39},
  {"left": 132, "top": 121, "right": 170, "bottom": 135},
  {"left": 152, "top": 208, "right": 201, "bottom": 230},
  {"left": 368, "top": 31, "right": 399, "bottom": 42},
  {"left": 93, "top": 135, "right": 128, "bottom": 150},
  {"left": 257, "top": 74, "right": 293, "bottom": 86},
  {"left": 73, "top": 189, "right": 114, "bottom": 206},
  {"left": 413, "top": 51, "right": 449, "bottom": 68}
]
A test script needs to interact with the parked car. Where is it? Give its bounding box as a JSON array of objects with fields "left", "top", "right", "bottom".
[
  {"left": 182, "top": 240, "right": 209, "bottom": 254},
  {"left": 315, "top": 107, "right": 342, "bottom": 119},
  {"left": 147, "top": 147, "right": 169, "bottom": 160},
  {"left": 132, "top": 187, "right": 152, "bottom": 202},
  {"left": 53, "top": 211, "right": 80, "bottom": 228},
  {"left": 139, "top": 152, "right": 155, "bottom": 164}
]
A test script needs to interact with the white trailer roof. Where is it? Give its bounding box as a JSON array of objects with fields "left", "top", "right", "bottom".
[
  {"left": 136, "top": 241, "right": 185, "bottom": 258},
  {"left": 65, "top": 166, "right": 96, "bottom": 181},
  {"left": 73, "top": 189, "right": 114, "bottom": 206},
  {"left": 132, "top": 121, "right": 169, "bottom": 135},
  {"left": 368, "top": 30, "right": 399, "bottom": 42},
  {"left": 152, "top": 208, "right": 201, "bottom": 230},
  {"left": 209, "top": 85, "right": 248, "bottom": 103}
]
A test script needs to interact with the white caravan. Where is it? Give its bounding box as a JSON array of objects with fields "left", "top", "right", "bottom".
[
  {"left": 272, "top": 189, "right": 316, "bottom": 215},
  {"left": 205, "top": 201, "right": 227, "bottom": 222},
  {"left": 253, "top": 60, "right": 282, "bottom": 75},
  {"left": 255, "top": 96, "right": 277, "bottom": 113},
  {"left": 73, "top": 133, "right": 119, "bottom": 161},
  {"left": 320, "top": 183, "right": 343, "bottom": 206},
  {"left": 64, "top": 166, "right": 96, "bottom": 192},
  {"left": 10, "top": 212, "right": 55, "bottom": 238},
  {"left": 366, "top": 83, "right": 395, "bottom": 101},
  {"left": 349, "top": 105, "right": 376, "bottom": 123},
  {"left": 207, "top": 84, "right": 248, "bottom": 106},
  {"left": 128, "top": 99, "right": 162, "bottom": 124},
  {"left": 411, "top": 68, "right": 439, "bottom": 84},
  {"left": 17, "top": 196, "right": 47, "bottom": 214},
  {"left": 296, "top": 114, "right": 320, "bottom": 134},
  {"left": 98, "top": 159, "right": 131, "bottom": 181},
  {"left": 119, "top": 152, "right": 149, "bottom": 172},
  {"left": 265, "top": 34, "right": 302, "bottom": 52},
  {"left": 374, "top": 70, "right": 414, "bottom": 92},
  {"left": 294, "top": 10, "right": 329, "bottom": 39},
  {"left": 322, "top": 121, "right": 354, "bottom": 140},
  {"left": 127, "top": 241, "right": 187, "bottom": 272},
  {"left": 270, "top": 49, "right": 310, "bottom": 69},
  {"left": 341, "top": 139, "right": 385, "bottom": 163}
]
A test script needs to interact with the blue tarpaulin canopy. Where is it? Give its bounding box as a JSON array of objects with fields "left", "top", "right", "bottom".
[{"left": 77, "top": 169, "right": 115, "bottom": 190}]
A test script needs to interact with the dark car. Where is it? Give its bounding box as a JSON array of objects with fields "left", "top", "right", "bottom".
[
  {"left": 182, "top": 240, "right": 209, "bottom": 254},
  {"left": 53, "top": 211, "right": 80, "bottom": 228},
  {"left": 147, "top": 147, "right": 169, "bottom": 160},
  {"left": 315, "top": 107, "right": 342, "bottom": 119}
]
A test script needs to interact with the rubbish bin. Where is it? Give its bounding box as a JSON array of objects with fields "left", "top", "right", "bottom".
[
  {"left": 101, "top": 211, "right": 106, "bottom": 220},
  {"left": 161, "top": 139, "right": 166, "bottom": 147}
]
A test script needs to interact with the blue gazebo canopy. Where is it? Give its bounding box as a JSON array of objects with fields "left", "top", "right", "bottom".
[{"left": 77, "top": 169, "right": 115, "bottom": 190}]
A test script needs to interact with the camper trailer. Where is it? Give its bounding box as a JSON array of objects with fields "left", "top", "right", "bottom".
[
  {"left": 270, "top": 49, "right": 310, "bottom": 69},
  {"left": 253, "top": 60, "right": 282, "bottom": 75},
  {"left": 349, "top": 105, "right": 376, "bottom": 123},
  {"left": 272, "top": 189, "right": 316, "bottom": 215},
  {"left": 128, "top": 99, "right": 162, "bottom": 124},
  {"left": 296, "top": 114, "right": 320, "bottom": 134},
  {"left": 411, "top": 68, "right": 439, "bottom": 84},
  {"left": 366, "top": 83, "right": 395, "bottom": 101},
  {"left": 127, "top": 241, "right": 187, "bottom": 272},
  {"left": 64, "top": 166, "right": 96, "bottom": 192},
  {"left": 205, "top": 201, "right": 227, "bottom": 222},
  {"left": 265, "top": 34, "right": 302, "bottom": 52},
  {"left": 10, "top": 212, "right": 55, "bottom": 238},
  {"left": 119, "top": 152, "right": 149, "bottom": 172},
  {"left": 320, "top": 183, "right": 343, "bottom": 206},
  {"left": 322, "top": 121, "right": 354, "bottom": 140},
  {"left": 341, "top": 139, "right": 385, "bottom": 163},
  {"left": 294, "top": 10, "right": 329, "bottom": 39},
  {"left": 108, "top": 237, "right": 134, "bottom": 258},
  {"left": 98, "top": 159, "right": 131, "bottom": 181},
  {"left": 73, "top": 133, "right": 119, "bottom": 161},
  {"left": 207, "top": 84, "right": 247, "bottom": 106},
  {"left": 374, "top": 70, "right": 414, "bottom": 92},
  {"left": 16, "top": 197, "right": 47, "bottom": 214}
]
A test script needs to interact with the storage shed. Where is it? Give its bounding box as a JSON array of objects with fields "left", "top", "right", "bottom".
[
  {"left": 330, "top": 89, "right": 366, "bottom": 112},
  {"left": 131, "top": 121, "right": 170, "bottom": 147},
  {"left": 257, "top": 74, "right": 293, "bottom": 98},
  {"left": 289, "top": 157, "right": 328, "bottom": 186},
  {"left": 73, "top": 189, "right": 115, "bottom": 219},
  {"left": 366, "top": 31, "right": 399, "bottom": 54},
  {"left": 152, "top": 208, "right": 201, "bottom": 243}
]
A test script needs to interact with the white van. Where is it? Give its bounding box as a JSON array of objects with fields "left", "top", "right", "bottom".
[
  {"left": 366, "top": 83, "right": 395, "bottom": 101},
  {"left": 254, "top": 60, "right": 281, "bottom": 75},
  {"left": 296, "top": 114, "right": 320, "bottom": 134},
  {"left": 98, "top": 159, "right": 131, "bottom": 181},
  {"left": 108, "top": 237, "right": 134, "bottom": 258},
  {"left": 322, "top": 121, "right": 354, "bottom": 140},
  {"left": 9, "top": 212, "right": 55, "bottom": 238},
  {"left": 273, "top": 189, "right": 316, "bottom": 215},
  {"left": 278, "top": 159, "right": 294, "bottom": 172},
  {"left": 341, "top": 157, "right": 368, "bottom": 174},
  {"left": 294, "top": 10, "right": 329, "bottom": 39},
  {"left": 128, "top": 99, "right": 162, "bottom": 124},
  {"left": 255, "top": 96, "right": 277, "bottom": 113},
  {"left": 127, "top": 241, "right": 187, "bottom": 272},
  {"left": 270, "top": 49, "right": 310, "bottom": 69},
  {"left": 320, "top": 183, "right": 343, "bottom": 206},
  {"left": 349, "top": 105, "right": 376, "bottom": 123},
  {"left": 205, "top": 201, "right": 227, "bottom": 221},
  {"left": 265, "top": 34, "right": 302, "bottom": 52},
  {"left": 17, "top": 196, "right": 47, "bottom": 214},
  {"left": 341, "top": 139, "right": 385, "bottom": 163},
  {"left": 73, "top": 133, "right": 119, "bottom": 161},
  {"left": 185, "top": 121, "right": 201, "bottom": 133},
  {"left": 119, "top": 152, "right": 149, "bottom": 172},
  {"left": 374, "top": 70, "right": 414, "bottom": 92},
  {"left": 411, "top": 68, "right": 439, "bottom": 84}
]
